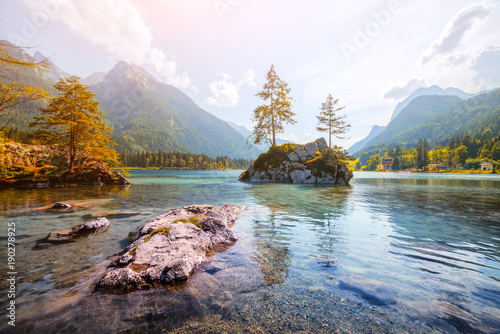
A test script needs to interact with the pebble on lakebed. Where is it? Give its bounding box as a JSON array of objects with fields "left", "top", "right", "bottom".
[{"left": 95, "top": 204, "right": 246, "bottom": 294}]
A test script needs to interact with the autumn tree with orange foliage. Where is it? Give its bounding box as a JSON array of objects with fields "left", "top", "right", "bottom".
[{"left": 30, "top": 76, "right": 118, "bottom": 173}]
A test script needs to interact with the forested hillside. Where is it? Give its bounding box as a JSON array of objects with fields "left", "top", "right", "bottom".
[
  {"left": 120, "top": 150, "right": 251, "bottom": 169},
  {"left": 360, "top": 95, "right": 462, "bottom": 151}
]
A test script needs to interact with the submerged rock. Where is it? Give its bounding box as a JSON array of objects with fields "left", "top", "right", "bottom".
[
  {"left": 37, "top": 217, "right": 111, "bottom": 246},
  {"left": 339, "top": 275, "right": 397, "bottom": 306},
  {"left": 238, "top": 138, "right": 353, "bottom": 185},
  {"left": 95, "top": 204, "right": 246, "bottom": 294},
  {"left": 51, "top": 202, "right": 71, "bottom": 209}
]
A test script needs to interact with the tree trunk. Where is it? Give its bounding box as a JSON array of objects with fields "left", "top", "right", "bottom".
[
  {"left": 69, "top": 88, "right": 76, "bottom": 174},
  {"left": 69, "top": 123, "right": 75, "bottom": 174},
  {"left": 271, "top": 95, "right": 275, "bottom": 146},
  {"left": 328, "top": 115, "right": 331, "bottom": 148}
]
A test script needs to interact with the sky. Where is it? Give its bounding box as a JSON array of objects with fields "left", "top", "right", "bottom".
[{"left": 1, "top": 0, "right": 500, "bottom": 148}]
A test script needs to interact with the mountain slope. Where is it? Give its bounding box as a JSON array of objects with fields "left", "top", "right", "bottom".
[
  {"left": 227, "top": 121, "right": 295, "bottom": 148},
  {"left": 0, "top": 42, "right": 262, "bottom": 159},
  {"left": 363, "top": 95, "right": 462, "bottom": 149},
  {"left": 355, "top": 89, "right": 500, "bottom": 156},
  {"left": 92, "top": 61, "right": 261, "bottom": 158},
  {"left": 390, "top": 85, "right": 472, "bottom": 121},
  {"left": 349, "top": 85, "right": 473, "bottom": 154},
  {"left": 348, "top": 125, "right": 385, "bottom": 154},
  {"left": 82, "top": 71, "right": 106, "bottom": 85},
  {"left": 398, "top": 89, "right": 500, "bottom": 145},
  {"left": 33, "top": 51, "right": 70, "bottom": 81},
  {"left": 0, "top": 41, "right": 58, "bottom": 129}
]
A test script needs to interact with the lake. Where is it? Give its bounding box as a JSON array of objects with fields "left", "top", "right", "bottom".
[{"left": 1, "top": 170, "right": 499, "bottom": 333}]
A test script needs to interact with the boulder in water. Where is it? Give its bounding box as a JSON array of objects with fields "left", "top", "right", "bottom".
[
  {"left": 37, "top": 217, "right": 111, "bottom": 246},
  {"left": 95, "top": 204, "right": 246, "bottom": 294}
]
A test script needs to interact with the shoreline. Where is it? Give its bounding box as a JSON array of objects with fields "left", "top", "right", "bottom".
[{"left": 353, "top": 170, "right": 496, "bottom": 175}]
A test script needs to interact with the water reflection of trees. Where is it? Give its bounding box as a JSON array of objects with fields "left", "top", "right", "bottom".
[
  {"left": 249, "top": 184, "right": 352, "bottom": 285},
  {"left": 0, "top": 184, "right": 130, "bottom": 214},
  {"left": 251, "top": 218, "right": 291, "bottom": 286}
]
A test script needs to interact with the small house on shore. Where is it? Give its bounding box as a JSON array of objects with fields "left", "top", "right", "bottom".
[
  {"left": 480, "top": 162, "right": 493, "bottom": 171},
  {"left": 380, "top": 158, "right": 393, "bottom": 171}
]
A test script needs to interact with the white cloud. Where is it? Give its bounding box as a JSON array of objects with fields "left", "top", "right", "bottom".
[
  {"left": 23, "top": 0, "right": 193, "bottom": 89},
  {"left": 472, "top": 46, "right": 500, "bottom": 88},
  {"left": 446, "top": 51, "right": 472, "bottom": 66},
  {"left": 242, "top": 69, "right": 256, "bottom": 86},
  {"left": 281, "top": 134, "right": 299, "bottom": 144},
  {"left": 205, "top": 69, "right": 256, "bottom": 108},
  {"left": 206, "top": 73, "right": 240, "bottom": 108},
  {"left": 384, "top": 79, "right": 427, "bottom": 100},
  {"left": 421, "top": 2, "right": 492, "bottom": 64}
]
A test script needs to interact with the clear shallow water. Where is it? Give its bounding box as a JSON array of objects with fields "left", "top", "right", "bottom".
[{"left": 0, "top": 170, "right": 499, "bottom": 333}]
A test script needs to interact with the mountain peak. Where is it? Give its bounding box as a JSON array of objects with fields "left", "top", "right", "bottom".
[
  {"left": 0, "top": 40, "right": 34, "bottom": 63},
  {"left": 103, "top": 61, "right": 159, "bottom": 88},
  {"left": 33, "top": 50, "right": 47, "bottom": 62}
]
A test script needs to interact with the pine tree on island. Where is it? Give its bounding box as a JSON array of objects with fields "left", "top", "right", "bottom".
[
  {"left": 249, "top": 64, "right": 295, "bottom": 147},
  {"left": 316, "top": 94, "right": 350, "bottom": 149}
]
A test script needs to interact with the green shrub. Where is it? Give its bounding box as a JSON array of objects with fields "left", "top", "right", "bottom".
[
  {"left": 306, "top": 147, "right": 353, "bottom": 177},
  {"left": 253, "top": 143, "right": 298, "bottom": 170},
  {"left": 38, "top": 165, "right": 59, "bottom": 177},
  {"left": 8, "top": 166, "right": 36, "bottom": 179}
]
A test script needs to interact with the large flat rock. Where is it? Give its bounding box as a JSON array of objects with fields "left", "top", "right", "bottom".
[{"left": 95, "top": 204, "right": 246, "bottom": 294}]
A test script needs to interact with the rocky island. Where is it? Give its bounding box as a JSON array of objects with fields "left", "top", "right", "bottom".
[
  {"left": 238, "top": 138, "right": 353, "bottom": 185},
  {"left": 0, "top": 141, "right": 129, "bottom": 187},
  {"left": 95, "top": 204, "right": 246, "bottom": 294}
]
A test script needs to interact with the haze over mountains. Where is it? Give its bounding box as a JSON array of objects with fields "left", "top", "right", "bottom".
[
  {"left": 1, "top": 41, "right": 270, "bottom": 159},
  {"left": 349, "top": 85, "right": 499, "bottom": 156}
]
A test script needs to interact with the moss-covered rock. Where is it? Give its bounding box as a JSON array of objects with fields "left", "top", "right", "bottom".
[
  {"left": 238, "top": 138, "right": 353, "bottom": 185},
  {"left": 95, "top": 204, "right": 246, "bottom": 293}
]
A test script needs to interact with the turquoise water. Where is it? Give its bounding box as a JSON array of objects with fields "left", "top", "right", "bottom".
[{"left": 1, "top": 170, "right": 499, "bottom": 333}]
